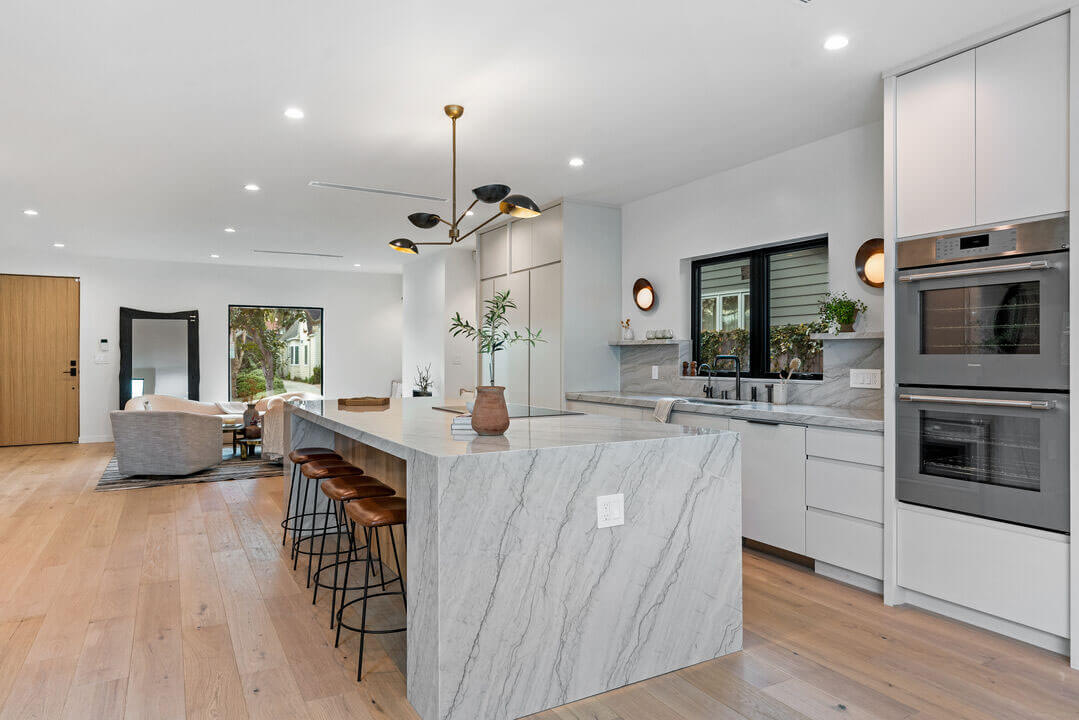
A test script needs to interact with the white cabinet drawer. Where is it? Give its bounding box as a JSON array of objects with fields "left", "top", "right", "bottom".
[
  {"left": 669, "top": 411, "right": 729, "bottom": 430},
  {"left": 897, "top": 505, "right": 1068, "bottom": 637},
  {"left": 806, "top": 509, "right": 883, "bottom": 580},
  {"left": 565, "top": 400, "right": 644, "bottom": 421},
  {"left": 806, "top": 458, "right": 883, "bottom": 523},
  {"left": 730, "top": 420, "right": 806, "bottom": 554},
  {"left": 806, "top": 427, "right": 883, "bottom": 466}
]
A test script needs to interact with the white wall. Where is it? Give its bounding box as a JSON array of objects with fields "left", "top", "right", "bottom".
[
  {"left": 562, "top": 201, "right": 622, "bottom": 392},
  {"left": 4, "top": 249, "right": 403, "bottom": 442},
  {"left": 621, "top": 122, "right": 884, "bottom": 337},
  {"left": 400, "top": 246, "right": 477, "bottom": 398}
]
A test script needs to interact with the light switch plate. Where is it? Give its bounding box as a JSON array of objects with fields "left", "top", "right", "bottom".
[
  {"left": 596, "top": 493, "right": 624, "bottom": 528},
  {"left": 850, "top": 368, "right": 882, "bottom": 389},
  {"left": 651, "top": 365, "right": 659, "bottom": 380}
]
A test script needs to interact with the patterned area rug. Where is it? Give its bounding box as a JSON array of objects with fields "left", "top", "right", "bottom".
[{"left": 96, "top": 447, "right": 282, "bottom": 491}]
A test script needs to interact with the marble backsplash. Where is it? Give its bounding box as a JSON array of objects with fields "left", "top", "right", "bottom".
[{"left": 619, "top": 338, "right": 883, "bottom": 412}]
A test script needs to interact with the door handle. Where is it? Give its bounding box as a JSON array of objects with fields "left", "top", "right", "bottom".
[
  {"left": 898, "top": 393, "right": 1054, "bottom": 410},
  {"left": 897, "top": 260, "right": 1050, "bottom": 283},
  {"left": 746, "top": 419, "right": 782, "bottom": 426}
]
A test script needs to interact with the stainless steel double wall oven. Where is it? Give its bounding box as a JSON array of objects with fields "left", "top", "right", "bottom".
[{"left": 895, "top": 216, "right": 1070, "bottom": 533}]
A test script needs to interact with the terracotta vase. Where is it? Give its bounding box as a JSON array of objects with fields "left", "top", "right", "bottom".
[{"left": 471, "top": 386, "right": 510, "bottom": 436}]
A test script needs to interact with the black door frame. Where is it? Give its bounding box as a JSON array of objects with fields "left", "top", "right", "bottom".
[{"left": 119, "top": 307, "right": 200, "bottom": 409}]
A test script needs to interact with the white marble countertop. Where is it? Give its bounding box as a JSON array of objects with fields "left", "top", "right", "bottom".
[
  {"left": 566, "top": 390, "right": 884, "bottom": 432},
  {"left": 287, "top": 397, "right": 722, "bottom": 458}
]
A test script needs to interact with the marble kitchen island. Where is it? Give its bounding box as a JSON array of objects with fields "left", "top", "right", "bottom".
[{"left": 285, "top": 398, "right": 742, "bottom": 720}]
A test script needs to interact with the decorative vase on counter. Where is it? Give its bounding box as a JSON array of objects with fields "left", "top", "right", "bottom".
[
  {"left": 772, "top": 383, "right": 789, "bottom": 405},
  {"left": 622, "top": 326, "right": 634, "bottom": 341},
  {"left": 471, "top": 386, "right": 510, "bottom": 436}
]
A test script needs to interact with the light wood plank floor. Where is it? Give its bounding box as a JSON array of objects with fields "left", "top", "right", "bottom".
[{"left": 0, "top": 443, "right": 1076, "bottom": 719}]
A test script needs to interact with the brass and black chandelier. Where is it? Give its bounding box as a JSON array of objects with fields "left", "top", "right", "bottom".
[{"left": 388, "top": 105, "right": 541, "bottom": 255}]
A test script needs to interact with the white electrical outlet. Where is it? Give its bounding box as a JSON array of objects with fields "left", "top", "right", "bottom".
[
  {"left": 651, "top": 365, "right": 660, "bottom": 380},
  {"left": 596, "top": 494, "right": 624, "bottom": 529},
  {"left": 850, "top": 369, "right": 882, "bottom": 389}
]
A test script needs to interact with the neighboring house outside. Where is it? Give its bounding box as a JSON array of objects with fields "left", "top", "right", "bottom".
[{"left": 282, "top": 318, "right": 322, "bottom": 382}]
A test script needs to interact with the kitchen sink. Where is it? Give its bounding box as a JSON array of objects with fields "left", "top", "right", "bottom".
[{"left": 685, "top": 398, "right": 755, "bottom": 407}]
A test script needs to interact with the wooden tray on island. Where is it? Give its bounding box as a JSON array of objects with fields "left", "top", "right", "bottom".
[{"left": 338, "top": 396, "right": 390, "bottom": 409}]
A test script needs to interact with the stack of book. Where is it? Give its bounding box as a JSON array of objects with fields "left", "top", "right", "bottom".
[{"left": 450, "top": 414, "right": 476, "bottom": 438}]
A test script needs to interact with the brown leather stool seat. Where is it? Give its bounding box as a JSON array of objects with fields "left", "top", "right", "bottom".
[
  {"left": 320, "top": 475, "right": 395, "bottom": 502},
  {"left": 301, "top": 459, "right": 363, "bottom": 479},
  {"left": 289, "top": 447, "right": 341, "bottom": 464},
  {"left": 344, "top": 496, "right": 407, "bottom": 528}
]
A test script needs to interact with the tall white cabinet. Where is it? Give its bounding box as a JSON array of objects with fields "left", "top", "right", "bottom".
[
  {"left": 479, "top": 204, "right": 564, "bottom": 409},
  {"left": 896, "top": 15, "right": 1068, "bottom": 238}
]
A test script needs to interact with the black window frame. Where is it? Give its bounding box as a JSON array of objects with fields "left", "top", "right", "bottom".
[{"left": 691, "top": 235, "right": 827, "bottom": 381}]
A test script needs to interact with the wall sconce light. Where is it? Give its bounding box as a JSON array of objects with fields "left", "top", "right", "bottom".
[
  {"left": 855, "top": 238, "right": 885, "bottom": 288},
  {"left": 633, "top": 278, "right": 655, "bottom": 311}
]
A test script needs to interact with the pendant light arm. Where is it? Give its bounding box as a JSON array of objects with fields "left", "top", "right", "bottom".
[
  {"left": 454, "top": 197, "right": 480, "bottom": 226},
  {"left": 457, "top": 210, "right": 504, "bottom": 243}
]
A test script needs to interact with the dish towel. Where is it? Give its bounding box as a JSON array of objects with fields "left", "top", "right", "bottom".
[
  {"left": 653, "top": 397, "right": 687, "bottom": 423},
  {"left": 216, "top": 401, "right": 247, "bottom": 414}
]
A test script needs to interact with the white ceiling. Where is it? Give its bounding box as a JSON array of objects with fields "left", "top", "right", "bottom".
[{"left": 0, "top": 0, "right": 1061, "bottom": 272}]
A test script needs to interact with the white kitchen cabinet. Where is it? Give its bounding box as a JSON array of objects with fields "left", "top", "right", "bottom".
[
  {"left": 806, "top": 509, "right": 884, "bottom": 580},
  {"left": 975, "top": 16, "right": 1068, "bottom": 225},
  {"left": 529, "top": 263, "right": 562, "bottom": 409},
  {"left": 493, "top": 272, "right": 530, "bottom": 404},
  {"left": 898, "top": 504, "right": 1069, "bottom": 638},
  {"left": 479, "top": 226, "right": 509, "bottom": 280},
  {"left": 729, "top": 419, "right": 806, "bottom": 554},
  {"left": 530, "top": 203, "right": 563, "bottom": 267},
  {"left": 806, "top": 426, "right": 883, "bottom": 466},
  {"left": 509, "top": 220, "right": 532, "bottom": 273},
  {"left": 896, "top": 50, "right": 976, "bottom": 238}
]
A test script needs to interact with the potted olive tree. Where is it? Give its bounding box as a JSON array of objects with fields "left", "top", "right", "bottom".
[{"left": 449, "top": 290, "right": 544, "bottom": 435}]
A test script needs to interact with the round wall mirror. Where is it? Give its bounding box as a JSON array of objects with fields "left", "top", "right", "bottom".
[
  {"left": 855, "top": 238, "right": 885, "bottom": 288},
  {"left": 633, "top": 278, "right": 655, "bottom": 311}
]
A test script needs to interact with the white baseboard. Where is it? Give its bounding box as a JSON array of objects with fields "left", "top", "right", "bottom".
[
  {"left": 815, "top": 562, "right": 884, "bottom": 595},
  {"left": 898, "top": 586, "right": 1069, "bottom": 656},
  {"left": 78, "top": 435, "right": 112, "bottom": 444}
]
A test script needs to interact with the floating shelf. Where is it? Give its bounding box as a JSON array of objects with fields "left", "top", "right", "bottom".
[
  {"left": 608, "top": 339, "right": 689, "bottom": 346},
  {"left": 809, "top": 331, "right": 884, "bottom": 341}
]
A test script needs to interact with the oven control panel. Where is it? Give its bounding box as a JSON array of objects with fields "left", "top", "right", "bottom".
[{"left": 936, "top": 229, "right": 1018, "bottom": 261}]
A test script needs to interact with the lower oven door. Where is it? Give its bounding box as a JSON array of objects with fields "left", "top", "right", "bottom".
[{"left": 896, "top": 387, "right": 1069, "bottom": 533}]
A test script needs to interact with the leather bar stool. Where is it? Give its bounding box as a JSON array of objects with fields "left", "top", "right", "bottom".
[
  {"left": 294, "top": 459, "right": 364, "bottom": 585},
  {"left": 312, "top": 475, "right": 396, "bottom": 628},
  {"left": 336, "top": 496, "right": 407, "bottom": 682},
  {"left": 283, "top": 448, "right": 341, "bottom": 547}
]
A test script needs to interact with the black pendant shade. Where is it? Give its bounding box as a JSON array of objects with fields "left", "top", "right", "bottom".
[
  {"left": 408, "top": 213, "right": 441, "bottom": 229},
  {"left": 389, "top": 238, "right": 419, "bottom": 254},
  {"left": 499, "top": 194, "right": 541, "bottom": 219},
  {"left": 472, "top": 184, "right": 511, "bottom": 204}
]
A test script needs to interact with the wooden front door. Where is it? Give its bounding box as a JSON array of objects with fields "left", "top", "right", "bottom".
[{"left": 0, "top": 275, "right": 80, "bottom": 445}]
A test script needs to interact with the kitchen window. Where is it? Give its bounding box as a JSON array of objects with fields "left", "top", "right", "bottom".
[{"left": 692, "top": 237, "right": 828, "bottom": 380}]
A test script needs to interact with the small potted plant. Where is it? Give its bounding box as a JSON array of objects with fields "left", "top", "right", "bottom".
[
  {"left": 620, "top": 318, "right": 634, "bottom": 341},
  {"left": 818, "top": 291, "right": 868, "bottom": 333},
  {"left": 449, "top": 290, "right": 544, "bottom": 435},
  {"left": 413, "top": 363, "right": 434, "bottom": 397}
]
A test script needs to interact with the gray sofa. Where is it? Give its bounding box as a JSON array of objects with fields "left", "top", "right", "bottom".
[{"left": 110, "top": 410, "right": 222, "bottom": 476}]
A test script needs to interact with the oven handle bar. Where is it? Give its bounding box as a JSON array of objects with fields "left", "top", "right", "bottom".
[
  {"left": 897, "top": 260, "right": 1050, "bottom": 282},
  {"left": 898, "top": 393, "right": 1055, "bottom": 410}
]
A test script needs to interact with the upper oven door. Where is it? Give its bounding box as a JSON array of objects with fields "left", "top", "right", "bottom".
[{"left": 896, "top": 251, "right": 1069, "bottom": 389}]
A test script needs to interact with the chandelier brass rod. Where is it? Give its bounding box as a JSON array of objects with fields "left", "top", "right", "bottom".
[
  {"left": 451, "top": 117, "right": 457, "bottom": 233},
  {"left": 454, "top": 198, "right": 480, "bottom": 226},
  {"left": 457, "top": 211, "right": 503, "bottom": 243},
  {"left": 414, "top": 239, "right": 456, "bottom": 247}
]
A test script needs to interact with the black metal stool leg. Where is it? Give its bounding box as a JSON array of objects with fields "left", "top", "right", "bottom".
[
  {"left": 334, "top": 523, "right": 354, "bottom": 649},
  {"left": 282, "top": 462, "right": 300, "bottom": 546},
  {"left": 292, "top": 473, "right": 313, "bottom": 568},
  {"left": 312, "top": 496, "right": 337, "bottom": 601},
  {"left": 356, "top": 527, "right": 373, "bottom": 682},
  {"left": 388, "top": 527, "right": 405, "bottom": 608},
  {"left": 374, "top": 528, "right": 386, "bottom": 590}
]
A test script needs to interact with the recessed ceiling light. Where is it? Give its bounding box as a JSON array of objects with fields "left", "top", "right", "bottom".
[
  {"left": 466, "top": 210, "right": 474, "bottom": 216},
  {"left": 824, "top": 34, "right": 849, "bottom": 51},
  {"left": 353, "top": 263, "right": 362, "bottom": 267},
  {"left": 569, "top": 157, "right": 584, "bottom": 168},
  {"left": 284, "top": 107, "right": 305, "bottom": 119},
  {"left": 244, "top": 184, "right": 260, "bottom": 192},
  {"left": 53, "top": 243, "right": 64, "bottom": 248},
  {"left": 210, "top": 254, "right": 220, "bottom": 258},
  {"left": 23, "top": 209, "right": 38, "bottom": 216},
  {"left": 224, "top": 227, "right": 236, "bottom": 233}
]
